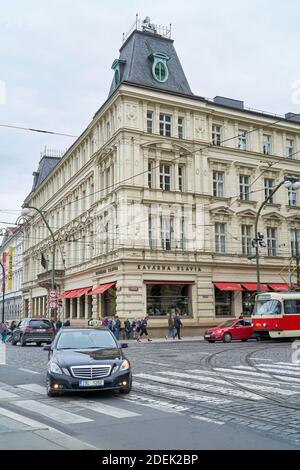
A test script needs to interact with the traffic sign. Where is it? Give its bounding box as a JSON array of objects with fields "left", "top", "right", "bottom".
[
  {"left": 49, "top": 300, "right": 57, "bottom": 309},
  {"left": 49, "top": 290, "right": 57, "bottom": 299}
]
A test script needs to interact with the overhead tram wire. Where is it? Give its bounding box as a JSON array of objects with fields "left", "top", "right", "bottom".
[{"left": 0, "top": 123, "right": 78, "bottom": 138}]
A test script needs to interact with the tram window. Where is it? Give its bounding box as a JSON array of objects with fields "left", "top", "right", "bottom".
[
  {"left": 254, "top": 300, "right": 281, "bottom": 315},
  {"left": 284, "top": 299, "right": 300, "bottom": 315}
]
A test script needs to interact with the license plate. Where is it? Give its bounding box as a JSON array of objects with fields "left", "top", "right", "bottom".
[
  {"left": 79, "top": 379, "right": 104, "bottom": 387},
  {"left": 37, "top": 329, "right": 46, "bottom": 332}
]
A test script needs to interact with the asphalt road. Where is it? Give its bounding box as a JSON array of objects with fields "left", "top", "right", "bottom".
[{"left": 0, "top": 338, "right": 300, "bottom": 450}]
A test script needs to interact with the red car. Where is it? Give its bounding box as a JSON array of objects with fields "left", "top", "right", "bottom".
[{"left": 204, "top": 319, "right": 253, "bottom": 343}]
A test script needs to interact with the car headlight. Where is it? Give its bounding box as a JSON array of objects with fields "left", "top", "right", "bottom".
[
  {"left": 48, "top": 362, "right": 63, "bottom": 375},
  {"left": 119, "top": 359, "right": 130, "bottom": 371}
]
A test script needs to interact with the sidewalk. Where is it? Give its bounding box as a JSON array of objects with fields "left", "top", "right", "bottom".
[{"left": 122, "top": 335, "right": 204, "bottom": 344}]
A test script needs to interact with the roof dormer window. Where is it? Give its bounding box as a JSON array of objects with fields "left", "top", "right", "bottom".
[
  {"left": 111, "top": 59, "right": 126, "bottom": 87},
  {"left": 149, "top": 52, "right": 170, "bottom": 83}
]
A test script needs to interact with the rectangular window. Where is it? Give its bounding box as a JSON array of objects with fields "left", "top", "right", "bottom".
[
  {"left": 212, "top": 124, "right": 222, "bottom": 146},
  {"left": 239, "top": 175, "right": 250, "bottom": 201},
  {"left": 267, "top": 227, "right": 277, "bottom": 256},
  {"left": 291, "top": 229, "right": 300, "bottom": 257},
  {"left": 215, "top": 223, "right": 226, "bottom": 253},
  {"left": 160, "top": 216, "right": 173, "bottom": 251},
  {"left": 159, "top": 114, "right": 171, "bottom": 137},
  {"left": 180, "top": 216, "right": 185, "bottom": 250},
  {"left": 288, "top": 189, "right": 297, "bottom": 207},
  {"left": 264, "top": 178, "right": 274, "bottom": 203},
  {"left": 215, "top": 289, "right": 232, "bottom": 317},
  {"left": 178, "top": 166, "right": 184, "bottom": 191},
  {"left": 178, "top": 117, "right": 184, "bottom": 139},
  {"left": 286, "top": 139, "right": 294, "bottom": 159},
  {"left": 148, "top": 215, "right": 155, "bottom": 249},
  {"left": 148, "top": 161, "right": 153, "bottom": 188},
  {"left": 147, "top": 111, "right": 153, "bottom": 134},
  {"left": 238, "top": 129, "right": 247, "bottom": 150},
  {"left": 241, "top": 225, "right": 253, "bottom": 255},
  {"left": 160, "top": 164, "right": 171, "bottom": 191},
  {"left": 213, "top": 171, "right": 225, "bottom": 198},
  {"left": 263, "top": 134, "right": 271, "bottom": 155},
  {"left": 284, "top": 299, "right": 300, "bottom": 314}
]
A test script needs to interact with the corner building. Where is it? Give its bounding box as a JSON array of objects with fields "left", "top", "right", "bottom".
[{"left": 22, "top": 21, "right": 300, "bottom": 333}]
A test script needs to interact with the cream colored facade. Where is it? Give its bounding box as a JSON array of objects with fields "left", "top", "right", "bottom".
[{"left": 22, "top": 35, "right": 300, "bottom": 332}]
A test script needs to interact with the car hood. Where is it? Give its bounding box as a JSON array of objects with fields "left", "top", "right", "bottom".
[
  {"left": 53, "top": 348, "right": 124, "bottom": 367},
  {"left": 206, "top": 327, "right": 228, "bottom": 333}
]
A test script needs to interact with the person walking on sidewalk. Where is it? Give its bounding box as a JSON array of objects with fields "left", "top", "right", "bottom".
[
  {"left": 0, "top": 322, "right": 8, "bottom": 343},
  {"left": 124, "top": 319, "right": 131, "bottom": 340},
  {"left": 138, "top": 316, "right": 152, "bottom": 342},
  {"left": 173, "top": 311, "right": 183, "bottom": 340},
  {"left": 114, "top": 316, "right": 121, "bottom": 340},
  {"left": 166, "top": 313, "right": 175, "bottom": 340}
]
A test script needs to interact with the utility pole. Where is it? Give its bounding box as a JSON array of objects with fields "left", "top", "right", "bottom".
[{"left": 295, "top": 229, "right": 300, "bottom": 289}]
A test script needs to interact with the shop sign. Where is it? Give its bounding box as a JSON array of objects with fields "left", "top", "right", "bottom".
[
  {"left": 129, "top": 286, "right": 139, "bottom": 291},
  {"left": 137, "top": 264, "right": 201, "bottom": 272},
  {"left": 95, "top": 266, "right": 119, "bottom": 275}
]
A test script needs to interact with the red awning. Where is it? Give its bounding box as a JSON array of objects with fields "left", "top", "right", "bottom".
[
  {"left": 89, "top": 282, "right": 116, "bottom": 296},
  {"left": 242, "top": 283, "right": 269, "bottom": 292},
  {"left": 144, "top": 281, "right": 194, "bottom": 285},
  {"left": 58, "top": 287, "right": 92, "bottom": 299},
  {"left": 214, "top": 282, "right": 243, "bottom": 291},
  {"left": 268, "top": 283, "right": 289, "bottom": 291}
]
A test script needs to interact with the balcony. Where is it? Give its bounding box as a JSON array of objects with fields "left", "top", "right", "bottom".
[{"left": 37, "top": 269, "right": 65, "bottom": 289}]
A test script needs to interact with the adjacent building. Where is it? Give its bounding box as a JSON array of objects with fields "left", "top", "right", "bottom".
[
  {"left": 0, "top": 226, "right": 23, "bottom": 321},
  {"left": 21, "top": 18, "right": 300, "bottom": 332}
]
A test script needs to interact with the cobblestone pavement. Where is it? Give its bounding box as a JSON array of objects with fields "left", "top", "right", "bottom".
[{"left": 1, "top": 338, "right": 300, "bottom": 449}]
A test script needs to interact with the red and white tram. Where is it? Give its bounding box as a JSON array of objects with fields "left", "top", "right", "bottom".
[{"left": 252, "top": 291, "right": 300, "bottom": 340}]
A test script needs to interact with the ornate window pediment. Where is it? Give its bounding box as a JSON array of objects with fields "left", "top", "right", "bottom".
[
  {"left": 261, "top": 211, "right": 284, "bottom": 224},
  {"left": 210, "top": 205, "right": 234, "bottom": 220},
  {"left": 236, "top": 209, "right": 256, "bottom": 218}
]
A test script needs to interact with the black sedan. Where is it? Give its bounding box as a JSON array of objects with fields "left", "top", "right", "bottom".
[{"left": 44, "top": 328, "right": 132, "bottom": 397}]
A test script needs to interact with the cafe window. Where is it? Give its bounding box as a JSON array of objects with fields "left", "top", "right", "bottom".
[
  {"left": 215, "top": 287, "right": 233, "bottom": 317},
  {"left": 146, "top": 283, "right": 192, "bottom": 317}
]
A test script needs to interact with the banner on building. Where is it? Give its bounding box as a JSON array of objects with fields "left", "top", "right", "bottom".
[
  {"left": 1, "top": 252, "right": 6, "bottom": 292},
  {"left": 7, "top": 247, "right": 13, "bottom": 291}
]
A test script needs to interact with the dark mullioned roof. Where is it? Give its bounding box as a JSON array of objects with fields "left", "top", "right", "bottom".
[
  {"left": 31, "top": 155, "right": 61, "bottom": 192},
  {"left": 108, "top": 30, "right": 193, "bottom": 98}
]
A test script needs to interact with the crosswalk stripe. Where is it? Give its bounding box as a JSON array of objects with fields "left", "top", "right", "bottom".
[
  {"left": 214, "top": 367, "right": 270, "bottom": 378},
  {"left": 135, "top": 373, "right": 263, "bottom": 400},
  {"left": 255, "top": 366, "right": 300, "bottom": 377},
  {"left": 0, "top": 406, "right": 47, "bottom": 429},
  {"left": 157, "top": 371, "right": 298, "bottom": 396},
  {"left": 276, "top": 362, "right": 300, "bottom": 367},
  {"left": 274, "top": 375, "right": 300, "bottom": 384},
  {"left": 0, "top": 389, "right": 19, "bottom": 399},
  {"left": 14, "top": 400, "right": 93, "bottom": 424},
  {"left": 19, "top": 368, "right": 41, "bottom": 375},
  {"left": 134, "top": 380, "right": 231, "bottom": 404},
  {"left": 192, "top": 415, "right": 224, "bottom": 426},
  {"left": 17, "top": 384, "right": 46, "bottom": 395},
  {"left": 122, "top": 394, "right": 190, "bottom": 413},
  {"left": 257, "top": 364, "right": 300, "bottom": 374},
  {"left": 74, "top": 400, "right": 141, "bottom": 419}
]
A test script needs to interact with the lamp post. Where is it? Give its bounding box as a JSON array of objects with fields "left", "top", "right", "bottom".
[
  {"left": 22, "top": 205, "right": 56, "bottom": 319},
  {"left": 0, "top": 261, "right": 5, "bottom": 323},
  {"left": 254, "top": 176, "right": 300, "bottom": 293}
]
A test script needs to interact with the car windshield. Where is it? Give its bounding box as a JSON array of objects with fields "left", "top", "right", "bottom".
[
  {"left": 218, "top": 320, "right": 236, "bottom": 327},
  {"left": 29, "top": 320, "right": 51, "bottom": 328},
  {"left": 253, "top": 300, "right": 282, "bottom": 315},
  {"left": 56, "top": 330, "right": 117, "bottom": 350}
]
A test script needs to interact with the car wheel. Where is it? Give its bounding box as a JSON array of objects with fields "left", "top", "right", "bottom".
[
  {"left": 36, "top": 342, "right": 42, "bottom": 347},
  {"left": 46, "top": 378, "right": 59, "bottom": 398},
  {"left": 208, "top": 340, "right": 215, "bottom": 343},
  {"left": 241, "top": 339, "right": 248, "bottom": 342},
  {"left": 11, "top": 337, "right": 17, "bottom": 346},
  {"left": 20, "top": 335, "right": 26, "bottom": 347},
  {"left": 223, "top": 333, "right": 232, "bottom": 343}
]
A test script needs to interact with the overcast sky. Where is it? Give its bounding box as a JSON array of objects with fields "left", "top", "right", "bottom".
[{"left": 0, "top": 0, "right": 299, "bottom": 230}]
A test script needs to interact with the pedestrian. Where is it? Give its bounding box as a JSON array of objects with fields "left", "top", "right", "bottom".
[
  {"left": 0, "top": 322, "right": 8, "bottom": 343},
  {"left": 139, "top": 316, "right": 152, "bottom": 342},
  {"left": 133, "top": 318, "right": 141, "bottom": 341},
  {"left": 166, "top": 313, "right": 175, "bottom": 340},
  {"left": 63, "top": 319, "right": 70, "bottom": 327},
  {"left": 55, "top": 317, "right": 63, "bottom": 333},
  {"left": 124, "top": 319, "right": 131, "bottom": 340},
  {"left": 114, "top": 316, "right": 121, "bottom": 340},
  {"left": 173, "top": 311, "right": 183, "bottom": 340},
  {"left": 102, "top": 317, "right": 109, "bottom": 328}
]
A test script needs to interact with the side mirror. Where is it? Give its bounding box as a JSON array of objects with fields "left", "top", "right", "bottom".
[
  {"left": 43, "top": 345, "right": 51, "bottom": 351},
  {"left": 121, "top": 343, "right": 128, "bottom": 348}
]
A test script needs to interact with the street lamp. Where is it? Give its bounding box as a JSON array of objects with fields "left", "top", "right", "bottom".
[
  {"left": 253, "top": 176, "right": 300, "bottom": 292},
  {"left": 21, "top": 205, "right": 57, "bottom": 319}
]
